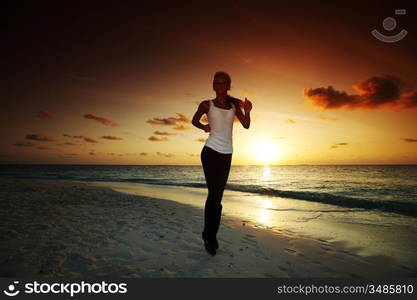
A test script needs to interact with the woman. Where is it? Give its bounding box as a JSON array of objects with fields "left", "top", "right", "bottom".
[{"left": 192, "top": 71, "right": 252, "bottom": 255}]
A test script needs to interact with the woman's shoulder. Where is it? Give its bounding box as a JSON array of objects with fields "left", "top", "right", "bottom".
[{"left": 198, "top": 100, "right": 211, "bottom": 111}]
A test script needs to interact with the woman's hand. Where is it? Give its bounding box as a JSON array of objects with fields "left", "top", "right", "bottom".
[
  {"left": 203, "top": 124, "right": 211, "bottom": 132},
  {"left": 243, "top": 97, "right": 252, "bottom": 113}
]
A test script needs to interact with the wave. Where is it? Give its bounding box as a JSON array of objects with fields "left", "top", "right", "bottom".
[
  {"left": 101, "top": 179, "right": 417, "bottom": 218},
  {"left": 3, "top": 174, "right": 417, "bottom": 217}
]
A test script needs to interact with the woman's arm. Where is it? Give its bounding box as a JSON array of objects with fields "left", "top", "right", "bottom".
[
  {"left": 192, "top": 101, "right": 210, "bottom": 132},
  {"left": 234, "top": 98, "right": 252, "bottom": 129}
]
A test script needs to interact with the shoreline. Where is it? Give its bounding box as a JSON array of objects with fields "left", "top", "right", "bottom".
[{"left": 1, "top": 178, "right": 416, "bottom": 278}]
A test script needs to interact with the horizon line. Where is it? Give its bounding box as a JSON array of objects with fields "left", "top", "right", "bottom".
[{"left": 0, "top": 163, "right": 416, "bottom": 166}]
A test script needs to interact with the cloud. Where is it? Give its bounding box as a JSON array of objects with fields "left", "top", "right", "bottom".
[
  {"left": 304, "top": 75, "right": 417, "bottom": 110},
  {"left": 173, "top": 124, "right": 191, "bottom": 130},
  {"left": 101, "top": 136, "right": 123, "bottom": 140},
  {"left": 77, "top": 136, "right": 98, "bottom": 143},
  {"left": 196, "top": 138, "right": 206, "bottom": 143},
  {"left": 318, "top": 115, "right": 338, "bottom": 121},
  {"left": 36, "top": 146, "right": 51, "bottom": 150},
  {"left": 89, "top": 151, "right": 95, "bottom": 155},
  {"left": 64, "top": 134, "right": 98, "bottom": 143},
  {"left": 156, "top": 152, "right": 174, "bottom": 158},
  {"left": 154, "top": 131, "right": 176, "bottom": 136},
  {"left": 187, "top": 153, "right": 198, "bottom": 157},
  {"left": 13, "top": 142, "right": 34, "bottom": 147},
  {"left": 38, "top": 110, "right": 56, "bottom": 120},
  {"left": 140, "top": 152, "right": 148, "bottom": 156},
  {"left": 331, "top": 142, "right": 349, "bottom": 149},
  {"left": 285, "top": 118, "right": 296, "bottom": 124},
  {"left": 84, "top": 114, "right": 118, "bottom": 126},
  {"left": 25, "top": 133, "right": 55, "bottom": 142},
  {"left": 64, "top": 142, "right": 77, "bottom": 146},
  {"left": 147, "top": 113, "right": 190, "bottom": 126},
  {"left": 148, "top": 136, "right": 168, "bottom": 142},
  {"left": 273, "top": 137, "right": 285, "bottom": 140},
  {"left": 402, "top": 138, "right": 417, "bottom": 143}
]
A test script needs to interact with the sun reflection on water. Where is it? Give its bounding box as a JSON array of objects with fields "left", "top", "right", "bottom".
[
  {"left": 257, "top": 198, "right": 273, "bottom": 226},
  {"left": 261, "top": 166, "right": 271, "bottom": 181}
]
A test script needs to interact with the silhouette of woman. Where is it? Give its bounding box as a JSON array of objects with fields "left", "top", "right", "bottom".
[{"left": 192, "top": 71, "right": 252, "bottom": 255}]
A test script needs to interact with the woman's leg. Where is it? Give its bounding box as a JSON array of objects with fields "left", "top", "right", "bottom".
[{"left": 201, "top": 146, "right": 232, "bottom": 245}]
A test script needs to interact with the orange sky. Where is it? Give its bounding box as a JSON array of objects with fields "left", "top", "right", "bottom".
[{"left": 3, "top": 1, "right": 417, "bottom": 165}]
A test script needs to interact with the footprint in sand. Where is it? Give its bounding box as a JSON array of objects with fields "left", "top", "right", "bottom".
[
  {"left": 278, "top": 265, "right": 288, "bottom": 272},
  {"left": 284, "top": 248, "right": 296, "bottom": 255},
  {"left": 242, "top": 234, "right": 264, "bottom": 257},
  {"left": 243, "top": 234, "right": 257, "bottom": 246}
]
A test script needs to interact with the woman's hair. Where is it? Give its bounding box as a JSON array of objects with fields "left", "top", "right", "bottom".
[{"left": 213, "top": 71, "right": 231, "bottom": 85}]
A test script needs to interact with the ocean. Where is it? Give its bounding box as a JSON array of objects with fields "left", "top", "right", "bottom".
[{"left": 1, "top": 164, "right": 416, "bottom": 217}]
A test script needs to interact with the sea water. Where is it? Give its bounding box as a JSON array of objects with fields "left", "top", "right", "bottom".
[{"left": 1, "top": 164, "right": 416, "bottom": 217}]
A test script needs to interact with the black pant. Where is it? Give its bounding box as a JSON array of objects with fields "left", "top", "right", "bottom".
[{"left": 201, "top": 146, "right": 232, "bottom": 241}]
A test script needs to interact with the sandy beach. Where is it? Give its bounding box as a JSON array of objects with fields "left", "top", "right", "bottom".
[{"left": 1, "top": 178, "right": 416, "bottom": 278}]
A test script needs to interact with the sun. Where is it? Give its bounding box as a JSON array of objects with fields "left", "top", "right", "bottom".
[{"left": 253, "top": 139, "right": 280, "bottom": 165}]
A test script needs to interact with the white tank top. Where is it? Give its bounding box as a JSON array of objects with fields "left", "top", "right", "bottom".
[{"left": 204, "top": 99, "right": 236, "bottom": 154}]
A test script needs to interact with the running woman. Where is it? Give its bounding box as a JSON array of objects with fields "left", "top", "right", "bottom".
[{"left": 192, "top": 71, "right": 252, "bottom": 255}]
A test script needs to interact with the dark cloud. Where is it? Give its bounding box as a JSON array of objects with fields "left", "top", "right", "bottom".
[
  {"left": 156, "top": 152, "right": 174, "bottom": 158},
  {"left": 25, "top": 133, "right": 55, "bottom": 142},
  {"left": 140, "top": 152, "right": 148, "bottom": 156},
  {"left": 304, "top": 75, "right": 417, "bottom": 110},
  {"left": 89, "top": 151, "right": 95, "bottom": 155},
  {"left": 402, "top": 138, "right": 417, "bottom": 143},
  {"left": 331, "top": 142, "right": 349, "bottom": 149},
  {"left": 196, "top": 138, "right": 205, "bottom": 143},
  {"left": 173, "top": 124, "right": 191, "bottom": 130},
  {"left": 38, "top": 110, "right": 56, "bottom": 120},
  {"left": 64, "top": 134, "right": 98, "bottom": 143},
  {"left": 37, "top": 146, "right": 51, "bottom": 150},
  {"left": 101, "top": 136, "right": 123, "bottom": 140},
  {"left": 154, "top": 131, "right": 176, "bottom": 136},
  {"left": 148, "top": 136, "right": 168, "bottom": 142},
  {"left": 147, "top": 113, "right": 190, "bottom": 126},
  {"left": 13, "top": 142, "right": 34, "bottom": 147},
  {"left": 79, "top": 136, "right": 98, "bottom": 143},
  {"left": 84, "top": 114, "right": 118, "bottom": 126}
]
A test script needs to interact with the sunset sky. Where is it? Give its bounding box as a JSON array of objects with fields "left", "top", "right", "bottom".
[{"left": 3, "top": 1, "right": 417, "bottom": 165}]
